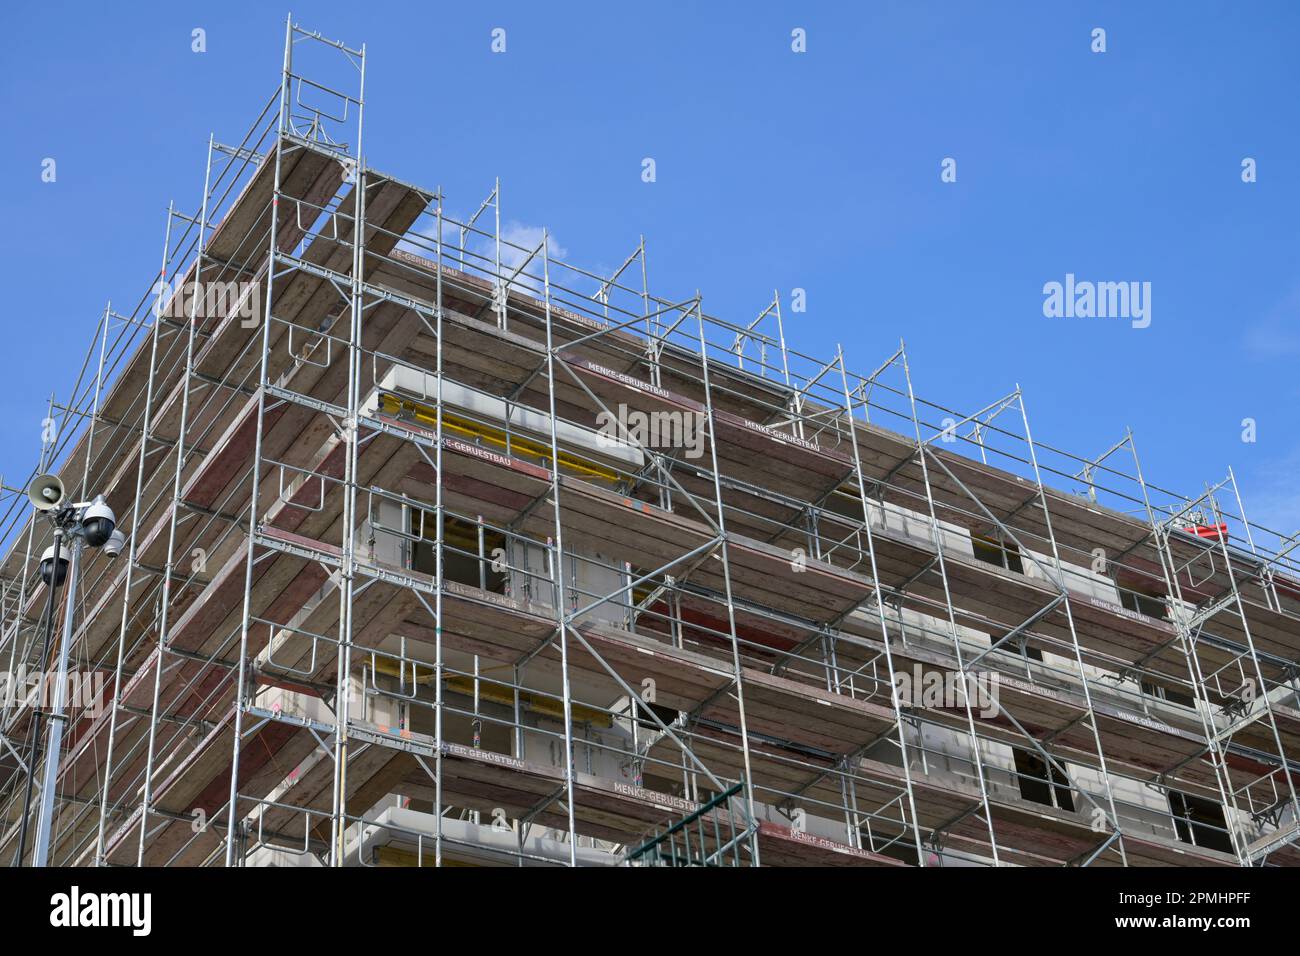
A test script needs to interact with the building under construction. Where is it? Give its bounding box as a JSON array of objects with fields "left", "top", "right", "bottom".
[{"left": 1, "top": 21, "right": 1298, "bottom": 868}]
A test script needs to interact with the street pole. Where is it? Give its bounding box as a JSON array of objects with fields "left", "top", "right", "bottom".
[
  {"left": 32, "top": 531, "right": 82, "bottom": 866},
  {"left": 14, "top": 528, "right": 64, "bottom": 866}
]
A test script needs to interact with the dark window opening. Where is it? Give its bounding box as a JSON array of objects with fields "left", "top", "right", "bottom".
[
  {"left": 411, "top": 513, "right": 507, "bottom": 593},
  {"left": 999, "top": 637, "right": 1043, "bottom": 663},
  {"left": 1012, "top": 748, "right": 1075, "bottom": 812},
  {"left": 629, "top": 698, "right": 679, "bottom": 732},
  {"left": 971, "top": 534, "right": 1024, "bottom": 574},
  {"left": 1120, "top": 588, "right": 1168, "bottom": 620},
  {"left": 1141, "top": 680, "right": 1196, "bottom": 708},
  {"left": 1168, "top": 791, "right": 1232, "bottom": 853}
]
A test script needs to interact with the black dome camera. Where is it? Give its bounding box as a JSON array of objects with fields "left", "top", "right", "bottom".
[
  {"left": 39, "top": 544, "right": 68, "bottom": 587},
  {"left": 82, "top": 496, "right": 116, "bottom": 548}
]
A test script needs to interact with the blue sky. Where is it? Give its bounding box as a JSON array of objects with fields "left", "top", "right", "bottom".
[{"left": 2, "top": 1, "right": 1298, "bottom": 539}]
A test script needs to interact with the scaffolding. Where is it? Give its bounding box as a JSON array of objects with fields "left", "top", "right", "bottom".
[{"left": 1, "top": 19, "right": 1298, "bottom": 868}]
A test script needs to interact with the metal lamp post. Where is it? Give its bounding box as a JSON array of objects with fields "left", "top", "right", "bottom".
[{"left": 17, "top": 475, "right": 123, "bottom": 867}]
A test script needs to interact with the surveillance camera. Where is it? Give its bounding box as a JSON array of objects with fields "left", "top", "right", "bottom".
[
  {"left": 39, "top": 544, "right": 69, "bottom": 587},
  {"left": 103, "top": 528, "right": 127, "bottom": 559},
  {"left": 82, "top": 496, "right": 117, "bottom": 548}
]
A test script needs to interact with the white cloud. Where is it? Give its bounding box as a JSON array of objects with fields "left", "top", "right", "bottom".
[
  {"left": 393, "top": 216, "right": 459, "bottom": 258},
  {"left": 395, "top": 216, "right": 567, "bottom": 298},
  {"left": 499, "top": 221, "right": 567, "bottom": 267}
]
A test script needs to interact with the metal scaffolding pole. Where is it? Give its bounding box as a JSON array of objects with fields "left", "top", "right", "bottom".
[
  {"left": 1128, "top": 440, "right": 1250, "bottom": 863},
  {"left": 328, "top": 38, "right": 367, "bottom": 868},
  {"left": 94, "top": 229, "right": 174, "bottom": 863},
  {"left": 898, "top": 343, "right": 1001, "bottom": 864},
  {"left": 224, "top": 14, "right": 295, "bottom": 867},
  {"left": 136, "top": 137, "right": 216, "bottom": 867},
  {"left": 692, "top": 296, "right": 761, "bottom": 864},
  {"left": 1202, "top": 484, "right": 1300, "bottom": 842},
  {"left": 1017, "top": 389, "right": 1129, "bottom": 866},
  {"left": 539, "top": 229, "right": 581, "bottom": 866},
  {"left": 835, "top": 344, "right": 927, "bottom": 864},
  {"left": 432, "top": 187, "right": 446, "bottom": 868}
]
